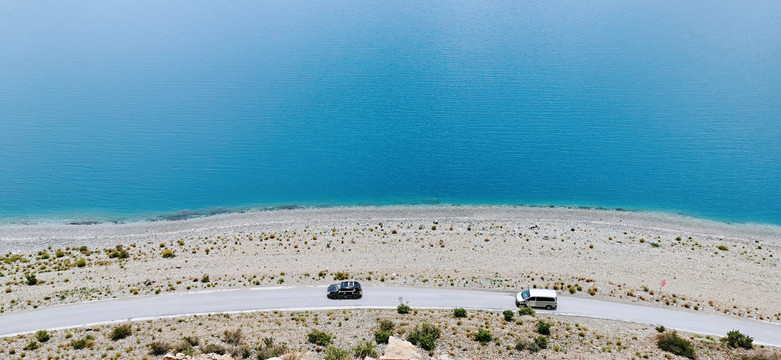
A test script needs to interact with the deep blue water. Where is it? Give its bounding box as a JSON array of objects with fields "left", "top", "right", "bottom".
[{"left": 1, "top": 1, "right": 780, "bottom": 224}]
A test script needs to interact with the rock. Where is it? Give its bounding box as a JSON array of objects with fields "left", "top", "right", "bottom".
[{"left": 379, "top": 336, "right": 424, "bottom": 360}]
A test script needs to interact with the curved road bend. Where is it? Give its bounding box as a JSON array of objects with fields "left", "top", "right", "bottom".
[{"left": 1, "top": 286, "right": 779, "bottom": 346}]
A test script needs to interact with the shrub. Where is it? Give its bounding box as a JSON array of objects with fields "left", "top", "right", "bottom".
[
  {"left": 534, "top": 335, "right": 548, "bottom": 349},
  {"left": 222, "top": 329, "right": 242, "bottom": 346},
  {"left": 76, "top": 259, "right": 87, "bottom": 267},
  {"left": 24, "top": 340, "right": 38, "bottom": 350},
  {"left": 657, "top": 331, "right": 695, "bottom": 359},
  {"left": 656, "top": 325, "right": 666, "bottom": 333},
  {"left": 173, "top": 340, "right": 194, "bottom": 356},
  {"left": 724, "top": 330, "right": 753, "bottom": 349},
  {"left": 353, "top": 340, "right": 378, "bottom": 358},
  {"left": 183, "top": 336, "right": 199, "bottom": 346},
  {"left": 537, "top": 320, "right": 552, "bottom": 335},
  {"left": 375, "top": 319, "right": 394, "bottom": 343},
  {"left": 717, "top": 245, "right": 729, "bottom": 251},
  {"left": 518, "top": 307, "right": 536, "bottom": 316},
  {"left": 108, "top": 245, "right": 129, "bottom": 259},
  {"left": 35, "top": 330, "right": 51, "bottom": 343},
  {"left": 517, "top": 339, "right": 542, "bottom": 353},
  {"left": 473, "top": 329, "right": 492, "bottom": 343},
  {"left": 201, "top": 274, "right": 210, "bottom": 283},
  {"left": 375, "top": 330, "right": 392, "bottom": 344},
  {"left": 324, "top": 346, "right": 351, "bottom": 360},
  {"left": 588, "top": 287, "right": 598, "bottom": 296},
  {"left": 453, "top": 308, "right": 467, "bottom": 318},
  {"left": 110, "top": 324, "right": 132, "bottom": 340},
  {"left": 333, "top": 272, "right": 349, "bottom": 280},
  {"left": 25, "top": 273, "right": 37, "bottom": 286},
  {"left": 503, "top": 310, "right": 514, "bottom": 321},
  {"left": 161, "top": 249, "right": 175, "bottom": 258},
  {"left": 407, "top": 322, "right": 441, "bottom": 351},
  {"left": 201, "top": 343, "right": 226, "bottom": 355},
  {"left": 307, "top": 329, "right": 332, "bottom": 347},
  {"left": 397, "top": 304, "right": 411, "bottom": 314},
  {"left": 71, "top": 336, "right": 94, "bottom": 350},
  {"left": 256, "top": 337, "right": 287, "bottom": 360},
  {"left": 149, "top": 341, "right": 171, "bottom": 355}
]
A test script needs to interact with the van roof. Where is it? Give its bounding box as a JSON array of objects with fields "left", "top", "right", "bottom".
[{"left": 528, "top": 289, "right": 557, "bottom": 298}]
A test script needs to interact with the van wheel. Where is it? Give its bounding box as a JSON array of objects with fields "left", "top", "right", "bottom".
[{"left": 545, "top": 305, "right": 553, "bottom": 310}]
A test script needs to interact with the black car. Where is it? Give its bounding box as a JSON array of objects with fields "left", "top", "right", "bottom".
[{"left": 327, "top": 281, "right": 362, "bottom": 299}]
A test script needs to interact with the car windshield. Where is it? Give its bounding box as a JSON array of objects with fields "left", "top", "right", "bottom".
[{"left": 521, "top": 290, "right": 530, "bottom": 300}]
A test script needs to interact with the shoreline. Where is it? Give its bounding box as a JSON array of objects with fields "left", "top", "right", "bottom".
[
  {"left": 2, "top": 202, "right": 780, "bottom": 229},
  {"left": 2, "top": 205, "right": 780, "bottom": 253}
]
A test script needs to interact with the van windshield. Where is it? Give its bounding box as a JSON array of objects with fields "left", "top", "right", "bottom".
[{"left": 521, "top": 290, "right": 530, "bottom": 300}]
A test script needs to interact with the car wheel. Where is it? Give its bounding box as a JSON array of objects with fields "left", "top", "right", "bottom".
[{"left": 545, "top": 305, "right": 553, "bottom": 310}]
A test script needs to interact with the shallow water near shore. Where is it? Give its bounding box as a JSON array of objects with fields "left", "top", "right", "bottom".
[{"left": 1, "top": 1, "right": 780, "bottom": 224}]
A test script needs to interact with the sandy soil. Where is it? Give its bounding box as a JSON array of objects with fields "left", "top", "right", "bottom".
[
  {"left": 1, "top": 206, "right": 780, "bottom": 358},
  {"left": 2, "top": 308, "right": 779, "bottom": 360}
]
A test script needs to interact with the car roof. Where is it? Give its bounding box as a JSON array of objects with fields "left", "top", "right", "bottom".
[
  {"left": 528, "top": 289, "right": 557, "bottom": 297},
  {"left": 339, "top": 281, "right": 361, "bottom": 287}
]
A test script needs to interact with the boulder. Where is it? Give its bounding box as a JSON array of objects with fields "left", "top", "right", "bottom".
[{"left": 379, "top": 336, "right": 424, "bottom": 360}]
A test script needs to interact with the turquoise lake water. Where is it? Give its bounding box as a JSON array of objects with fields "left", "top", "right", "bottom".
[{"left": 1, "top": 1, "right": 779, "bottom": 224}]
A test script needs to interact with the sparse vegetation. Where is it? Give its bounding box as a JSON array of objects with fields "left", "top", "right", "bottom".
[
  {"left": 503, "top": 309, "right": 514, "bottom": 321},
  {"left": 724, "top": 329, "right": 753, "bottom": 349},
  {"left": 657, "top": 331, "right": 696, "bottom": 359},
  {"left": 35, "top": 330, "right": 50, "bottom": 342},
  {"left": 148, "top": 340, "right": 171, "bottom": 355},
  {"left": 397, "top": 303, "right": 411, "bottom": 314},
  {"left": 453, "top": 308, "right": 467, "bottom": 318},
  {"left": 537, "top": 320, "right": 552, "bottom": 335},
  {"left": 110, "top": 324, "right": 132, "bottom": 340},
  {"left": 473, "top": 328, "right": 492, "bottom": 343},
  {"left": 255, "top": 337, "right": 287, "bottom": 360},
  {"left": 324, "top": 346, "right": 351, "bottom": 360},
  {"left": 407, "top": 322, "right": 440, "bottom": 350},
  {"left": 518, "top": 307, "right": 536, "bottom": 316},
  {"left": 307, "top": 329, "right": 332, "bottom": 346},
  {"left": 353, "top": 340, "right": 378, "bottom": 358}
]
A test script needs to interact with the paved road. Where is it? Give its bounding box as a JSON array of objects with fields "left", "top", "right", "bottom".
[{"left": 1, "top": 286, "right": 779, "bottom": 346}]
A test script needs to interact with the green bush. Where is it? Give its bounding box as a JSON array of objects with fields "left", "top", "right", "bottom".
[
  {"left": 35, "top": 330, "right": 51, "bottom": 343},
  {"left": 724, "top": 330, "right": 753, "bottom": 349},
  {"left": 374, "top": 319, "right": 394, "bottom": 343},
  {"left": 201, "top": 343, "right": 226, "bottom": 355},
  {"left": 76, "top": 259, "right": 87, "bottom": 267},
  {"left": 397, "top": 304, "right": 411, "bottom": 314},
  {"left": 453, "top": 308, "right": 467, "bottom": 318},
  {"left": 173, "top": 340, "right": 194, "bottom": 356},
  {"left": 183, "top": 336, "right": 199, "bottom": 346},
  {"left": 534, "top": 335, "right": 548, "bottom": 349},
  {"left": 503, "top": 310, "right": 514, "bottom": 321},
  {"left": 161, "top": 249, "right": 175, "bottom": 258},
  {"left": 307, "top": 329, "right": 332, "bottom": 346},
  {"left": 324, "top": 346, "right": 351, "bottom": 360},
  {"left": 25, "top": 273, "right": 37, "bottom": 286},
  {"left": 374, "top": 330, "right": 392, "bottom": 344},
  {"left": 222, "top": 329, "right": 242, "bottom": 346},
  {"left": 255, "top": 337, "right": 287, "bottom": 360},
  {"left": 333, "top": 272, "right": 349, "bottom": 280},
  {"left": 23, "top": 340, "right": 38, "bottom": 350},
  {"left": 473, "top": 329, "right": 492, "bottom": 343},
  {"left": 353, "top": 340, "right": 378, "bottom": 358},
  {"left": 518, "top": 307, "right": 536, "bottom": 316},
  {"left": 516, "top": 339, "right": 541, "bottom": 353},
  {"left": 537, "top": 320, "right": 552, "bottom": 335},
  {"left": 657, "top": 331, "right": 695, "bottom": 359},
  {"left": 108, "top": 245, "right": 129, "bottom": 259},
  {"left": 71, "top": 336, "right": 94, "bottom": 350},
  {"left": 148, "top": 341, "right": 171, "bottom": 355},
  {"left": 656, "top": 325, "right": 666, "bottom": 333},
  {"left": 110, "top": 324, "right": 132, "bottom": 340},
  {"left": 407, "top": 322, "right": 441, "bottom": 351}
]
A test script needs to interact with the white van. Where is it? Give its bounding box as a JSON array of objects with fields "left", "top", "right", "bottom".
[{"left": 515, "top": 289, "right": 558, "bottom": 309}]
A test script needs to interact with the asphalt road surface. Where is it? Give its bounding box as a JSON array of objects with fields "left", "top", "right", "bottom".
[{"left": 1, "top": 286, "right": 779, "bottom": 346}]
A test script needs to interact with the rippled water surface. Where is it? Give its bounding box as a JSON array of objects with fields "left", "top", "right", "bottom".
[{"left": 1, "top": 1, "right": 779, "bottom": 223}]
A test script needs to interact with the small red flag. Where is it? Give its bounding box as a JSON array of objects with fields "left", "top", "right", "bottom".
[{"left": 662, "top": 279, "right": 667, "bottom": 287}]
